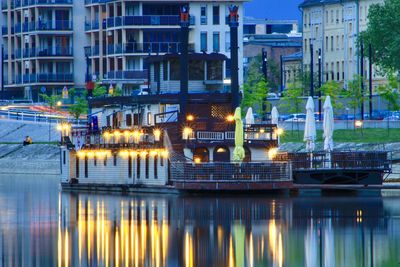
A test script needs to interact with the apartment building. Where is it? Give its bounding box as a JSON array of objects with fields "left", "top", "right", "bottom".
[
  {"left": 1, "top": 0, "right": 244, "bottom": 100},
  {"left": 300, "top": 0, "right": 385, "bottom": 89}
]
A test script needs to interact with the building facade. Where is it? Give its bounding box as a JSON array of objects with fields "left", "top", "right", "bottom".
[
  {"left": 1, "top": 0, "right": 244, "bottom": 100},
  {"left": 243, "top": 17, "right": 302, "bottom": 92},
  {"left": 300, "top": 0, "right": 385, "bottom": 89}
]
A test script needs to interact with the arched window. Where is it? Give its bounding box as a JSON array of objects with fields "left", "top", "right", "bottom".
[
  {"left": 213, "top": 146, "right": 230, "bottom": 162},
  {"left": 193, "top": 147, "right": 209, "bottom": 163},
  {"left": 243, "top": 146, "right": 251, "bottom": 162}
]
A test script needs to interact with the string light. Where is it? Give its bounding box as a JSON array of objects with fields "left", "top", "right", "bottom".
[
  {"left": 153, "top": 129, "right": 161, "bottom": 142},
  {"left": 268, "top": 148, "right": 278, "bottom": 160}
]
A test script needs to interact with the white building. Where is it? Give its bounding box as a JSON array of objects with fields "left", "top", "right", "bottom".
[
  {"left": 1, "top": 0, "right": 245, "bottom": 100},
  {"left": 300, "top": 0, "right": 385, "bottom": 89}
]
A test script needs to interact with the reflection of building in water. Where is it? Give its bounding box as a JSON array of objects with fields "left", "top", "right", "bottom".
[{"left": 57, "top": 193, "right": 399, "bottom": 267}]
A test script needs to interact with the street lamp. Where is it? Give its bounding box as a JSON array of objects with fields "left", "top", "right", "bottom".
[
  {"left": 84, "top": 46, "right": 93, "bottom": 98},
  {"left": 318, "top": 49, "right": 322, "bottom": 121}
]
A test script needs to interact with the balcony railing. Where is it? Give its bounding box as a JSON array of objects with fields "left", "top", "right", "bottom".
[
  {"left": 103, "top": 42, "right": 195, "bottom": 55},
  {"left": 1, "top": 26, "right": 7, "bottom": 35},
  {"left": 85, "top": 0, "right": 114, "bottom": 5},
  {"left": 105, "top": 70, "right": 147, "bottom": 80},
  {"left": 14, "top": 20, "right": 72, "bottom": 32},
  {"left": 104, "top": 15, "right": 195, "bottom": 28},
  {"left": 36, "top": 46, "right": 73, "bottom": 57},
  {"left": 14, "top": 73, "right": 73, "bottom": 84},
  {"left": 5, "top": 0, "right": 72, "bottom": 8}
]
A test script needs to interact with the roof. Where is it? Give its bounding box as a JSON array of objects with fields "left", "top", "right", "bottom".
[
  {"left": 282, "top": 51, "right": 303, "bottom": 61},
  {"left": 244, "top": 17, "right": 298, "bottom": 25},
  {"left": 299, "top": 0, "right": 342, "bottom": 8},
  {"left": 146, "top": 52, "right": 227, "bottom": 63}
]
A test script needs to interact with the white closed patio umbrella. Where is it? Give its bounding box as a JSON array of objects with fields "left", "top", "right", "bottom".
[
  {"left": 245, "top": 107, "right": 255, "bottom": 126},
  {"left": 271, "top": 106, "right": 279, "bottom": 125},
  {"left": 323, "top": 96, "right": 334, "bottom": 168},
  {"left": 323, "top": 96, "right": 334, "bottom": 151},
  {"left": 304, "top": 97, "right": 317, "bottom": 152}
]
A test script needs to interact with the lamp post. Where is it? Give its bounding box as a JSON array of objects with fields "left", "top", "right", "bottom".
[
  {"left": 318, "top": 49, "right": 322, "bottom": 121},
  {"left": 310, "top": 43, "right": 314, "bottom": 97},
  {"left": 84, "top": 46, "right": 92, "bottom": 98},
  {"left": 261, "top": 48, "right": 268, "bottom": 120}
]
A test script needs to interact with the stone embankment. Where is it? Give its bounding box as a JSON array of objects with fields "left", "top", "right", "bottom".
[
  {"left": 0, "top": 119, "right": 60, "bottom": 143},
  {"left": 0, "top": 144, "right": 60, "bottom": 175}
]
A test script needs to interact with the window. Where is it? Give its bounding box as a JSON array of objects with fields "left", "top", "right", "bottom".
[
  {"left": 154, "top": 155, "right": 158, "bottom": 179},
  {"left": 63, "top": 151, "right": 66, "bottom": 165},
  {"left": 76, "top": 156, "right": 79, "bottom": 178},
  {"left": 136, "top": 156, "right": 141, "bottom": 179},
  {"left": 207, "top": 60, "right": 222, "bottom": 80},
  {"left": 213, "top": 6, "right": 220, "bottom": 25},
  {"left": 145, "top": 154, "right": 149, "bottom": 179},
  {"left": 325, "top": 11, "right": 328, "bottom": 23},
  {"left": 336, "top": 35, "right": 339, "bottom": 50},
  {"left": 325, "top": 37, "right": 328, "bottom": 51},
  {"left": 128, "top": 155, "right": 132, "bottom": 178},
  {"left": 336, "top": 10, "right": 339, "bottom": 23},
  {"left": 331, "top": 10, "right": 334, "bottom": 23},
  {"left": 84, "top": 156, "right": 88, "bottom": 178},
  {"left": 170, "top": 59, "right": 180, "bottom": 80},
  {"left": 305, "top": 39, "right": 307, "bottom": 53},
  {"left": 200, "top": 32, "right": 207, "bottom": 51},
  {"left": 113, "top": 154, "right": 117, "bottom": 166},
  {"left": 341, "top": 35, "right": 344, "bottom": 50},
  {"left": 189, "top": 60, "right": 204, "bottom": 80},
  {"left": 225, "top": 31, "right": 230, "bottom": 52},
  {"left": 213, "top": 32, "right": 220, "bottom": 52},
  {"left": 201, "top": 6, "right": 207, "bottom": 25},
  {"left": 126, "top": 114, "right": 132, "bottom": 127},
  {"left": 331, "top": 36, "right": 334, "bottom": 51}
]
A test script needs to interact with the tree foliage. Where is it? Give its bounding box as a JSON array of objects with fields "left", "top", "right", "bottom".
[
  {"left": 40, "top": 94, "right": 61, "bottom": 109},
  {"left": 376, "top": 73, "right": 400, "bottom": 112},
  {"left": 343, "top": 75, "right": 366, "bottom": 118},
  {"left": 280, "top": 82, "right": 303, "bottom": 115},
  {"left": 241, "top": 56, "right": 269, "bottom": 115},
  {"left": 69, "top": 98, "right": 88, "bottom": 120},
  {"left": 360, "top": 0, "right": 400, "bottom": 72},
  {"left": 317, "top": 81, "right": 344, "bottom": 110}
]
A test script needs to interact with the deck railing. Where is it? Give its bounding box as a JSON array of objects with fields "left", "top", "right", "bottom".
[
  {"left": 274, "top": 151, "right": 391, "bottom": 172},
  {"left": 171, "top": 162, "right": 292, "bottom": 182}
]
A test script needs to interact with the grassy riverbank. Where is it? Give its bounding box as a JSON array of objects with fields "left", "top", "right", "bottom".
[{"left": 281, "top": 128, "right": 400, "bottom": 143}]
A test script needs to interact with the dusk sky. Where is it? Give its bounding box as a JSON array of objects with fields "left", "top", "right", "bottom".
[{"left": 244, "top": 0, "right": 303, "bottom": 21}]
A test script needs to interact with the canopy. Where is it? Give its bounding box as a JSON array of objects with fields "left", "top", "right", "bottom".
[
  {"left": 271, "top": 106, "right": 279, "bottom": 125},
  {"left": 245, "top": 107, "right": 255, "bottom": 125},
  {"left": 233, "top": 107, "right": 245, "bottom": 162},
  {"left": 304, "top": 97, "right": 316, "bottom": 152},
  {"left": 323, "top": 96, "right": 334, "bottom": 151}
]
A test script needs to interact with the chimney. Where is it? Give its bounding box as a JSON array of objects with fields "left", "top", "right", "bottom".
[
  {"left": 228, "top": 5, "right": 240, "bottom": 110},
  {"left": 179, "top": 5, "right": 190, "bottom": 122}
]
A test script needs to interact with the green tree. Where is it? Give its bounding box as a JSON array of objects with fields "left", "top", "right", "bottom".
[
  {"left": 68, "top": 87, "right": 76, "bottom": 103},
  {"left": 317, "top": 81, "right": 344, "bottom": 110},
  {"left": 242, "top": 56, "right": 270, "bottom": 116},
  {"left": 360, "top": 0, "right": 400, "bottom": 72},
  {"left": 377, "top": 73, "right": 400, "bottom": 131},
  {"left": 280, "top": 82, "right": 304, "bottom": 133},
  {"left": 111, "top": 86, "right": 123, "bottom": 97},
  {"left": 69, "top": 98, "right": 88, "bottom": 120},
  {"left": 93, "top": 83, "right": 107, "bottom": 97},
  {"left": 40, "top": 94, "right": 61, "bottom": 109},
  {"left": 343, "top": 75, "right": 366, "bottom": 120}
]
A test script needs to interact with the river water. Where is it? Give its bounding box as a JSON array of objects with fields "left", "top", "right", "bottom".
[{"left": 0, "top": 174, "right": 399, "bottom": 267}]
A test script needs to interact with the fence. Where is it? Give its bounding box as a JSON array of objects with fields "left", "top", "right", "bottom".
[{"left": 170, "top": 162, "right": 292, "bottom": 182}]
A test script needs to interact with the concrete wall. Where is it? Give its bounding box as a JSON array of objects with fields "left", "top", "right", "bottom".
[{"left": 0, "top": 119, "right": 60, "bottom": 142}]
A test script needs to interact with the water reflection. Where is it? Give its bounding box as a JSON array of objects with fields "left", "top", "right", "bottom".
[{"left": 0, "top": 175, "right": 400, "bottom": 266}]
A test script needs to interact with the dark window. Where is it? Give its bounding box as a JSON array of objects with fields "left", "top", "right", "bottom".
[
  {"left": 200, "top": 32, "right": 207, "bottom": 51},
  {"left": 104, "top": 156, "right": 107, "bottom": 166},
  {"left": 106, "top": 115, "right": 111, "bottom": 126},
  {"left": 113, "top": 154, "right": 117, "bottom": 166},
  {"left": 213, "top": 146, "right": 230, "bottom": 162},
  {"left": 189, "top": 60, "right": 204, "bottom": 80},
  {"left": 163, "top": 62, "right": 168, "bottom": 81},
  {"left": 133, "top": 114, "right": 140, "bottom": 126},
  {"left": 193, "top": 147, "right": 209, "bottom": 163},
  {"left": 126, "top": 114, "right": 132, "bottom": 127},
  {"left": 213, "top": 6, "right": 220, "bottom": 25},
  {"left": 244, "top": 25, "right": 256, "bottom": 35},
  {"left": 213, "top": 32, "right": 220, "bottom": 52},
  {"left": 63, "top": 151, "right": 66, "bottom": 165},
  {"left": 170, "top": 59, "right": 180, "bottom": 81},
  {"left": 145, "top": 154, "right": 149, "bottom": 179},
  {"left": 160, "top": 157, "right": 164, "bottom": 167},
  {"left": 137, "top": 156, "right": 141, "bottom": 179},
  {"left": 94, "top": 156, "right": 97, "bottom": 166},
  {"left": 154, "top": 155, "right": 158, "bottom": 179},
  {"left": 76, "top": 156, "right": 79, "bottom": 178},
  {"left": 266, "top": 24, "right": 293, "bottom": 34},
  {"left": 84, "top": 156, "right": 88, "bottom": 178},
  {"left": 128, "top": 155, "right": 132, "bottom": 178},
  {"left": 207, "top": 60, "right": 223, "bottom": 80},
  {"left": 243, "top": 146, "right": 252, "bottom": 162},
  {"left": 201, "top": 6, "right": 207, "bottom": 25}
]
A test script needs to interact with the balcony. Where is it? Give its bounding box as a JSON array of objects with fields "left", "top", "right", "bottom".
[
  {"left": 1, "top": 26, "right": 7, "bottom": 35},
  {"left": 14, "top": 73, "right": 73, "bottom": 84},
  {"left": 104, "top": 15, "right": 195, "bottom": 28},
  {"left": 105, "top": 42, "right": 195, "bottom": 55},
  {"left": 105, "top": 70, "right": 147, "bottom": 80},
  {"left": 36, "top": 20, "right": 72, "bottom": 31},
  {"left": 36, "top": 46, "right": 73, "bottom": 57},
  {"left": 85, "top": 20, "right": 99, "bottom": 31},
  {"left": 85, "top": 0, "right": 114, "bottom": 5}
]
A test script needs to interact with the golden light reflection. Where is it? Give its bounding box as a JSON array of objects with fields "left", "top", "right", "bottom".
[
  {"left": 229, "top": 235, "right": 234, "bottom": 267},
  {"left": 268, "top": 220, "right": 284, "bottom": 267},
  {"left": 184, "top": 230, "right": 194, "bottom": 267}
]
